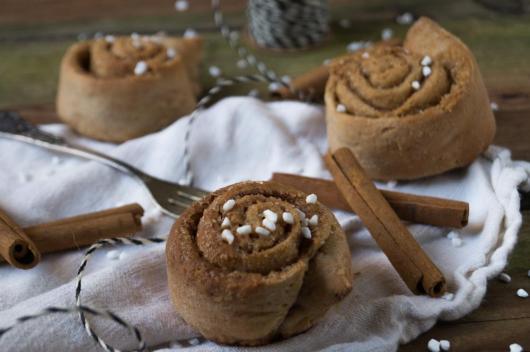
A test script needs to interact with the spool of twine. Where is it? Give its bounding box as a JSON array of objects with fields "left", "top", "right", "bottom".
[{"left": 247, "top": 0, "right": 330, "bottom": 50}]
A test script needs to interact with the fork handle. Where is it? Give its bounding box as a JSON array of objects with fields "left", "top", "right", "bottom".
[{"left": 0, "top": 111, "right": 149, "bottom": 180}]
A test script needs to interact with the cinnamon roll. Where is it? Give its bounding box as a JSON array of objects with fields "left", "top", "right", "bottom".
[
  {"left": 325, "top": 17, "right": 495, "bottom": 180},
  {"left": 166, "top": 181, "right": 353, "bottom": 345},
  {"left": 56, "top": 34, "right": 202, "bottom": 142}
]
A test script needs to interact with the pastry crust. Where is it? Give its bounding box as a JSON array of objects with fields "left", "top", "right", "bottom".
[
  {"left": 166, "top": 181, "right": 353, "bottom": 345},
  {"left": 325, "top": 17, "right": 496, "bottom": 180},
  {"left": 56, "top": 35, "right": 202, "bottom": 142}
]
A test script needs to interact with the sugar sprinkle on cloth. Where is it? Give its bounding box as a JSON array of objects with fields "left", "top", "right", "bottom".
[{"left": 0, "top": 97, "right": 529, "bottom": 351}]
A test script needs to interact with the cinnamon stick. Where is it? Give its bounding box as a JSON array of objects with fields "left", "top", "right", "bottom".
[
  {"left": 271, "top": 173, "right": 468, "bottom": 228},
  {"left": 0, "top": 204, "right": 143, "bottom": 265},
  {"left": 0, "top": 208, "right": 41, "bottom": 269},
  {"left": 325, "top": 148, "right": 446, "bottom": 297},
  {"left": 273, "top": 65, "right": 329, "bottom": 100}
]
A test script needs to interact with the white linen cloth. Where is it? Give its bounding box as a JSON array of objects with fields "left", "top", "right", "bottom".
[{"left": 0, "top": 97, "right": 528, "bottom": 352}]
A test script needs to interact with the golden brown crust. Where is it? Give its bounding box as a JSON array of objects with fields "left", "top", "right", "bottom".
[
  {"left": 56, "top": 35, "right": 202, "bottom": 142},
  {"left": 325, "top": 17, "right": 496, "bottom": 180},
  {"left": 166, "top": 181, "right": 353, "bottom": 345}
]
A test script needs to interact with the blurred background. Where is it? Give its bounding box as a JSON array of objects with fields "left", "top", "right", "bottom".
[{"left": 1, "top": 0, "right": 529, "bottom": 158}]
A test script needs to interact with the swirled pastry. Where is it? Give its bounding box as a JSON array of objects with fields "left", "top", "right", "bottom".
[
  {"left": 56, "top": 34, "right": 202, "bottom": 142},
  {"left": 325, "top": 17, "right": 495, "bottom": 180},
  {"left": 166, "top": 181, "right": 353, "bottom": 345}
]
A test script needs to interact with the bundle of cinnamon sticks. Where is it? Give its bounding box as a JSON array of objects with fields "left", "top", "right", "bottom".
[{"left": 273, "top": 149, "right": 470, "bottom": 297}]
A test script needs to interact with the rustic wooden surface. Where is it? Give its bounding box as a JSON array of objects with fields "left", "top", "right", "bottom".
[{"left": 1, "top": 0, "right": 529, "bottom": 351}]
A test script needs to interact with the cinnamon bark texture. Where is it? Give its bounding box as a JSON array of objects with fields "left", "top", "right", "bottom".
[
  {"left": 325, "top": 17, "right": 495, "bottom": 180},
  {"left": 0, "top": 204, "right": 143, "bottom": 265},
  {"left": 57, "top": 35, "right": 202, "bottom": 142},
  {"left": 273, "top": 65, "right": 329, "bottom": 100},
  {"left": 325, "top": 148, "right": 446, "bottom": 297},
  {"left": 166, "top": 181, "right": 353, "bottom": 346},
  {"left": 271, "top": 173, "right": 468, "bottom": 228},
  {"left": 0, "top": 208, "right": 41, "bottom": 269}
]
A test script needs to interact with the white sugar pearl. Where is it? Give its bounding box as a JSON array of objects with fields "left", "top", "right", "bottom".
[
  {"left": 309, "top": 214, "right": 319, "bottom": 226},
  {"left": 306, "top": 194, "right": 318, "bottom": 204},
  {"left": 427, "top": 338, "right": 440, "bottom": 352},
  {"left": 447, "top": 231, "right": 458, "bottom": 240},
  {"left": 442, "top": 292, "right": 454, "bottom": 301},
  {"left": 361, "top": 52, "right": 370, "bottom": 59},
  {"left": 381, "top": 28, "right": 393, "bottom": 41},
  {"left": 221, "top": 217, "right": 231, "bottom": 229},
  {"left": 422, "top": 66, "right": 432, "bottom": 77},
  {"left": 282, "top": 212, "right": 294, "bottom": 224},
  {"left": 421, "top": 55, "right": 432, "bottom": 66},
  {"left": 301, "top": 227, "right": 312, "bottom": 239},
  {"left": 188, "top": 338, "right": 200, "bottom": 346},
  {"left": 236, "top": 225, "right": 252, "bottom": 235},
  {"left": 510, "top": 343, "right": 523, "bottom": 352},
  {"left": 263, "top": 210, "right": 278, "bottom": 222},
  {"left": 134, "top": 61, "right": 148, "bottom": 76},
  {"left": 268, "top": 82, "right": 281, "bottom": 92},
  {"left": 336, "top": 104, "right": 347, "bottom": 113},
  {"left": 105, "top": 35, "right": 115, "bottom": 43},
  {"left": 411, "top": 80, "right": 421, "bottom": 90},
  {"left": 498, "top": 272, "right": 512, "bottom": 283},
  {"left": 451, "top": 237, "right": 463, "bottom": 247},
  {"left": 209, "top": 66, "right": 221, "bottom": 77},
  {"left": 237, "top": 59, "right": 247, "bottom": 69},
  {"left": 106, "top": 250, "right": 120, "bottom": 260},
  {"left": 439, "top": 340, "right": 450, "bottom": 351},
  {"left": 222, "top": 199, "right": 235, "bottom": 212},
  {"left": 347, "top": 41, "right": 370, "bottom": 52},
  {"left": 262, "top": 218, "right": 276, "bottom": 231},
  {"left": 516, "top": 288, "right": 528, "bottom": 298},
  {"left": 166, "top": 48, "right": 177, "bottom": 59},
  {"left": 396, "top": 12, "right": 413, "bottom": 25},
  {"left": 386, "top": 180, "right": 397, "bottom": 188},
  {"left": 174, "top": 0, "right": 189, "bottom": 12},
  {"left": 221, "top": 229, "right": 234, "bottom": 244},
  {"left": 255, "top": 226, "right": 270, "bottom": 237},
  {"left": 490, "top": 102, "right": 499, "bottom": 111},
  {"left": 183, "top": 28, "right": 198, "bottom": 38}
]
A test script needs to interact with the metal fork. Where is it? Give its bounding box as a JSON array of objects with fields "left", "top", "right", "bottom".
[{"left": 0, "top": 111, "right": 208, "bottom": 217}]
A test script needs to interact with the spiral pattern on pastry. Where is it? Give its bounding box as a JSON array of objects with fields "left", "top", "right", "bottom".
[
  {"left": 166, "top": 181, "right": 353, "bottom": 346},
  {"left": 325, "top": 17, "right": 496, "bottom": 180},
  {"left": 56, "top": 34, "right": 202, "bottom": 142}
]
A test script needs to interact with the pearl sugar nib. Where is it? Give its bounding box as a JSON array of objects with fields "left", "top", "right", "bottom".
[
  {"left": 174, "top": 0, "right": 189, "bottom": 12},
  {"left": 411, "top": 80, "right": 421, "bottom": 91},
  {"left": 427, "top": 338, "right": 440, "bottom": 352},
  {"left": 236, "top": 225, "right": 252, "bottom": 235},
  {"left": 306, "top": 193, "right": 318, "bottom": 204},
  {"left": 510, "top": 343, "right": 523, "bottom": 352},
  {"left": 221, "top": 229, "right": 234, "bottom": 244},
  {"left": 255, "top": 226, "right": 271, "bottom": 237},
  {"left": 282, "top": 212, "right": 294, "bottom": 224},
  {"left": 134, "top": 61, "right": 148, "bottom": 76},
  {"left": 516, "top": 288, "right": 528, "bottom": 298},
  {"left": 421, "top": 55, "right": 432, "bottom": 66},
  {"left": 222, "top": 199, "right": 235, "bottom": 212}
]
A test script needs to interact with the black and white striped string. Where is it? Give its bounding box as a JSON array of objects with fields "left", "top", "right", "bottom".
[
  {"left": 0, "top": 236, "right": 165, "bottom": 352},
  {"left": 181, "top": 0, "right": 328, "bottom": 186}
]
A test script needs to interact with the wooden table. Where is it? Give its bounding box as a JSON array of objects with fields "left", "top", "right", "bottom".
[{"left": 1, "top": 0, "right": 529, "bottom": 350}]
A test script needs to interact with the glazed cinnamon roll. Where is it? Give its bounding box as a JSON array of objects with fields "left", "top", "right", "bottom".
[
  {"left": 166, "top": 181, "right": 353, "bottom": 346},
  {"left": 325, "top": 17, "right": 495, "bottom": 180},
  {"left": 56, "top": 34, "right": 202, "bottom": 142}
]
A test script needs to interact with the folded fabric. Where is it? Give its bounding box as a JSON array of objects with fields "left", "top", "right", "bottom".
[{"left": 0, "top": 97, "right": 528, "bottom": 352}]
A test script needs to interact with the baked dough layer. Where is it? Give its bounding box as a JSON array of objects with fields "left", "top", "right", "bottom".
[
  {"left": 56, "top": 35, "right": 202, "bottom": 142},
  {"left": 166, "top": 181, "right": 353, "bottom": 345},
  {"left": 325, "top": 17, "right": 496, "bottom": 180}
]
